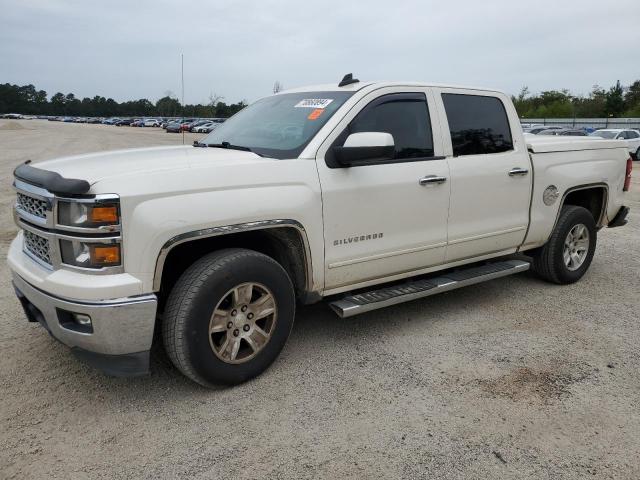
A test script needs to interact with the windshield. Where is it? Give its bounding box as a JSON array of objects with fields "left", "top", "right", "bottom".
[
  {"left": 200, "top": 91, "right": 354, "bottom": 158},
  {"left": 590, "top": 130, "right": 617, "bottom": 139}
]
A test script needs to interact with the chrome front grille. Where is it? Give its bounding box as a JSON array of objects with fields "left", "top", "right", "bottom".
[
  {"left": 16, "top": 192, "right": 48, "bottom": 219},
  {"left": 23, "top": 230, "right": 52, "bottom": 266}
]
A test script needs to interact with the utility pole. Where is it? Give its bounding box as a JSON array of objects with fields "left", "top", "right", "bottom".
[{"left": 181, "top": 54, "right": 185, "bottom": 145}]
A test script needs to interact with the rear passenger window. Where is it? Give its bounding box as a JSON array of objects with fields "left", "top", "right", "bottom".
[{"left": 442, "top": 94, "right": 513, "bottom": 156}]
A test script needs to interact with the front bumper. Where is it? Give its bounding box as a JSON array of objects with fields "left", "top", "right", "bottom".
[{"left": 12, "top": 272, "right": 157, "bottom": 376}]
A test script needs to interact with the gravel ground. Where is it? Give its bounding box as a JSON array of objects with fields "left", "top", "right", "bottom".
[{"left": 1, "top": 120, "right": 639, "bottom": 479}]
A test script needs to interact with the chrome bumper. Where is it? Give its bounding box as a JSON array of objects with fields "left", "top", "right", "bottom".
[{"left": 12, "top": 273, "right": 157, "bottom": 376}]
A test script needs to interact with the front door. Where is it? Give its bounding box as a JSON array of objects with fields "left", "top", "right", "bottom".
[{"left": 316, "top": 88, "right": 450, "bottom": 292}]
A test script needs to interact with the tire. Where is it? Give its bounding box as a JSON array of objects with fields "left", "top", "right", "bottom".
[
  {"left": 531, "top": 205, "right": 597, "bottom": 284},
  {"left": 635, "top": 147, "right": 640, "bottom": 161},
  {"left": 162, "top": 248, "right": 295, "bottom": 387}
]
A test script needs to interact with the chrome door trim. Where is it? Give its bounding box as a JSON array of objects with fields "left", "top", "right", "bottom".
[{"left": 153, "top": 219, "right": 313, "bottom": 293}]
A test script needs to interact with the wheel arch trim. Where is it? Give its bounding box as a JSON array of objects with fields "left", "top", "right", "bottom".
[
  {"left": 549, "top": 182, "right": 609, "bottom": 239},
  {"left": 152, "top": 219, "right": 313, "bottom": 293}
]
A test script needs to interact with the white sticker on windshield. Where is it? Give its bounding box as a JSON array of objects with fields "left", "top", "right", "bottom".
[{"left": 294, "top": 98, "right": 334, "bottom": 109}]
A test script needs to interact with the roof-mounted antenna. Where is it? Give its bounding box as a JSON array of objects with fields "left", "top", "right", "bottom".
[{"left": 338, "top": 73, "right": 359, "bottom": 87}]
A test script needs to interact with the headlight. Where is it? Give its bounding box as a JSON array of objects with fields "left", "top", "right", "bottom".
[
  {"left": 60, "top": 240, "right": 121, "bottom": 268},
  {"left": 57, "top": 201, "right": 120, "bottom": 228}
]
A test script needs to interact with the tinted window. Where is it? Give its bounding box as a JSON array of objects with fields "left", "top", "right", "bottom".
[
  {"left": 629, "top": 131, "right": 640, "bottom": 139},
  {"left": 346, "top": 93, "right": 434, "bottom": 160},
  {"left": 442, "top": 94, "right": 513, "bottom": 156}
]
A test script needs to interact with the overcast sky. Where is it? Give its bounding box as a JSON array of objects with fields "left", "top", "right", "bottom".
[{"left": 1, "top": 0, "right": 638, "bottom": 105}]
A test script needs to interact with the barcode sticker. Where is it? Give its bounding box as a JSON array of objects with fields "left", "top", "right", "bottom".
[{"left": 295, "top": 98, "right": 334, "bottom": 109}]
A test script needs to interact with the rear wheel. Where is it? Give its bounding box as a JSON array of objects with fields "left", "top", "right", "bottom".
[
  {"left": 162, "top": 248, "right": 295, "bottom": 387},
  {"left": 530, "top": 205, "right": 597, "bottom": 284},
  {"left": 635, "top": 146, "right": 640, "bottom": 161}
]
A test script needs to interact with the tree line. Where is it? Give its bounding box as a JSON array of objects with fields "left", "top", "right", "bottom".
[
  {"left": 513, "top": 79, "right": 640, "bottom": 119},
  {"left": 3, "top": 79, "right": 640, "bottom": 119},
  {"left": 0, "top": 83, "right": 247, "bottom": 118}
]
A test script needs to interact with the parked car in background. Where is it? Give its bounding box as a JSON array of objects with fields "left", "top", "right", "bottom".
[
  {"left": 87, "top": 117, "right": 103, "bottom": 124},
  {"left": 590, "top": 129, "right": 640, "bottom": 159},
  {"left": 142, "top": 118, "right": 161, "bottom": 127},
  {"left": 115, "top": 119, "right": 133, "bottom": 126},
  {"left": 180, "top": 118, "right": 198, "bottom": 131},
  {"left": 165, "top": 121, "right": 183, "bottom": 133},
  {"left": 188, "top": 120, "right": 211, "bottom": 131},
  {"left": 538, "top": 128, "right": 588, "bottom": 136},
  {"left": 524, "top": 125, "right": 566, "bottom": 134},
  {"left": 192, "top": 121, "right": 217, "bottom": 133},
  {"left": 2, "top": 113, "right": 23, "bottom": 119},
  {"left": 102, "top": 118, "right": 120, "bottom": 125}
]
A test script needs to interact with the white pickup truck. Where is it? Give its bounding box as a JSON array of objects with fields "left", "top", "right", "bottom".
[{"left": 8, "top": 74, "right": 632, "bottom": 387}]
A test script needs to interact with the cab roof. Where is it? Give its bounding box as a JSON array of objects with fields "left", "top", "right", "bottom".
[{"left": 280, "top": 80, "right": 507, "bottom": 96}]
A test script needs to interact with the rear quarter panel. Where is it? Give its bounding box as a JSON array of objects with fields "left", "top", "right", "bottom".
[{"left": 522, "top": 146, "right": 629, "bottom": 249}]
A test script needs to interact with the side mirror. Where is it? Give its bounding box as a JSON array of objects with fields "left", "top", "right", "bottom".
[{"left": 332, "top": 132, "right": 395, "bottom": 167}]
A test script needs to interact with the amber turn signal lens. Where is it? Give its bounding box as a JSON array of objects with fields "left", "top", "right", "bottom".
[
  {"left": 90, "top": 205, "right": 119, "bottom": 223},
  {"left": 90, "top": 245, "right": 121, "bottom": 265}
]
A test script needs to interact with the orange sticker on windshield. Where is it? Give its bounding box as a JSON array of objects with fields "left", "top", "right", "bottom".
[{"left": 307, "top": 108, "right": 324, "bottom": 120}]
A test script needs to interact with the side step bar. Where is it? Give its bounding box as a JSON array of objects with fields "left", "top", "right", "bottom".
[{"left": 329, "top": 259, "right": 530, "bottom": 318}]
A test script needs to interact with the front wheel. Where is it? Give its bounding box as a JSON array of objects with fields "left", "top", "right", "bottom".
[
  {"left": 530, "top": 205, "right": 597, "bottom": 284},
  {"left": 162, "top": 249, "right": 295, "bottom": 387}
]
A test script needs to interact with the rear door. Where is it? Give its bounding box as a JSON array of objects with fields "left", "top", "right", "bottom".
[{"left": 433, "top": 89, "right": 532, "bottom": 262}]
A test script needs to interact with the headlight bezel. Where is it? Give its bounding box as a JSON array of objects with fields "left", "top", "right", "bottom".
[
  {"left": 55, "top": 194, "right": 121, "bottom": 233},
  {"left": 59, "top": 238, "right": 122, "bottom": 270},
  {"left": 55, "top": 194, "right": 123, "bottom": 271}
]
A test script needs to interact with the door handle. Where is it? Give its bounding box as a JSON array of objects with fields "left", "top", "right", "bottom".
[
  {"left": 419, "top": 175, "right": 447, "bottom": 186},
  {"left": 508, "top": 167, "right": 529, "bottom": 177}
]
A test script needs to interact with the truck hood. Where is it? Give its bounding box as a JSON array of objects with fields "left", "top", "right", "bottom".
[{"left": 32, "top": 145, "right": 269, "bottom": 186}]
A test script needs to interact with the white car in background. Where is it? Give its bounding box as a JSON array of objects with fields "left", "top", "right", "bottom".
[
  {"left": 142, "top": 119, "right": 161, "bottom": 127},
  {"left": 591, "top": 129, "right": 640, "bottom": 159},
  {"left": 192, "top": 122, "right": 218, "bottom": 133}
]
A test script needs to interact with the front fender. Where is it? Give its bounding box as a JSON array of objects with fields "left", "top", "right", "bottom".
[{"left": 123, "top": 184, "right": 323, "bottom": 293}]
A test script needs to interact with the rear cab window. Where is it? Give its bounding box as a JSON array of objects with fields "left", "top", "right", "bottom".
[{"left": 441, "top": 93, "right": 513, "bottom": 156}]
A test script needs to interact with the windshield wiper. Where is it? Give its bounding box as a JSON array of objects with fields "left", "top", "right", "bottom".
[{"left": 205, "top": 141, "right": 264, "bottom": 155}]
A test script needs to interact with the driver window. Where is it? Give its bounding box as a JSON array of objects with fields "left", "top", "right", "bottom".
[{"left": 345, "top": 93, "right": 435, "bottom": 160}]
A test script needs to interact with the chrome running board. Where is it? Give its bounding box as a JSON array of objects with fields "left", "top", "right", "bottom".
[{"left": 329, "top": 259, "right": 530, "bottom": 318}]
